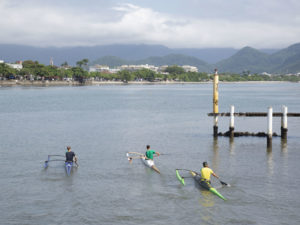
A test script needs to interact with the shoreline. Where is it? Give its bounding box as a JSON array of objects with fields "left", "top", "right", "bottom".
[{"left": 0, "top": 80, "right": 298, "bottom": 87}]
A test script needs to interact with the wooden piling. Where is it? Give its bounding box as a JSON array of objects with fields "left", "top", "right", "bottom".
[
  {"left": 267, "top": 107, "right": 273, "bottom": 147},
  {"left": 213, "top": 69, "right": 219, "bottom": 137},
  {"left": 281, "top": 105, "right": 288, "bottom": 139},
  {"left": 229, "top": 105, "right": 235, "bottom": 138}
]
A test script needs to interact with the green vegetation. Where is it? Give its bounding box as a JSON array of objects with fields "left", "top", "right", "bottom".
[{"left": 0, "top": 60, "right": 299, "bottom": 83}]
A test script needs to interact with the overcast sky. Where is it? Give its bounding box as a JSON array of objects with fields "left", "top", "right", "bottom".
[{"left": 0, "top": 0, "right": 299, "bottom": 49}]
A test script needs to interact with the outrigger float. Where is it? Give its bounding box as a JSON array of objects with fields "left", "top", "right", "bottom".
[{"left": 176, "top": 169, "right": 228, "bottom": 201}]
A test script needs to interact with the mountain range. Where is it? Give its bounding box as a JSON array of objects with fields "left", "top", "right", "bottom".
[{"left": 0, "top": 43, "right": 299, "bottom": 74}]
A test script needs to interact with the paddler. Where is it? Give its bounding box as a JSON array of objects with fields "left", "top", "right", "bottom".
[
  {"left": 200, "top": 161, "right": 219, "bottom": 183},
  {"left": 145, "top": 145, "right": 160, "bottom": 160},
  {"left": 65, "top": 146, "right": 79, "bottom": 167}
]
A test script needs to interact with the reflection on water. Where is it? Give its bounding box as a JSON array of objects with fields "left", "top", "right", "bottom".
[
  {"left": 229, "top": 137, "right": 235, "bottom": 156},
  {"left": 266, "top": 146, "right": 274, "bottom": 176},
  {"left": 198, "top": 191, "right": 215, "bottom": 224},
  {"left": 281, "top": 139, "right": 288, "bottom": 155},
  {"left": 212, "top": 137, "right": 219, "bottom": 172},
  {"left": 199, "top": 189, "right": 215, "bottom": 207}
]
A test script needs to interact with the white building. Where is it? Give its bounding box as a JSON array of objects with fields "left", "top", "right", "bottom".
[
  {"left": 158, "top": 65, "right": 168, "bottom": 72},
  {"left": 89, "top": 65, "right": 110, "bottom": 73},
  {"left": 6, "top": 61, "right": 23, "bottom": 70},
  {"left": 120, "top": 64, "right": 158, "bottom": 72},
  {"left": 261, "top": 72, "right": 272, "bottom": 76},
  {"left": 108, "top": 68, "right": 120, "bottom": 73},
  {"left": 182, "top": 65, "right": 198, "bottom": 73}
]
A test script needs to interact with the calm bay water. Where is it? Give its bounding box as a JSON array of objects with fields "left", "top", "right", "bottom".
[{"left": 0, "top": 83, "right": 300, "bottom": 225}]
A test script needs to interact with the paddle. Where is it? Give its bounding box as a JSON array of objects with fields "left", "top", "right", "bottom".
[{"left": 218, "top": 178, "right": 230, "bottom": 187}]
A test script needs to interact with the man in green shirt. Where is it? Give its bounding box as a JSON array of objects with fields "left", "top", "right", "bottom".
[
  {"left": 145, "top": 145, "right": 160, "bottom": 159},
  {"left": 144, "top": 145, "right": 160, "bottom": 173}
]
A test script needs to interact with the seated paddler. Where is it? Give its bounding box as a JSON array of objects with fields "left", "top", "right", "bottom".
[{"left": 200, "top": 161, "right": 219, "bottom": 183}]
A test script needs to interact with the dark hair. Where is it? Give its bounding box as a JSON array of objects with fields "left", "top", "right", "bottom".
[
  {"left": 203, "top": 161, "right": 208, "bottom": 167},
  {"left": 146, "top": 145, "right": 150, "bottom": 149}
]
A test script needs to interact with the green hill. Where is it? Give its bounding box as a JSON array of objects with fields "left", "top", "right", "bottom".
[
  {"left": 91, "top": 56, "right": 129, "bottom": 67},
  {"left": 270, "top": 43, "right": 300, "bottom": 73},
  {"left": 216, "top": 43, "right": 300, "bottom": 74},
  {"left": 215, "top": 47, "right": 271, "bottom": 73}
]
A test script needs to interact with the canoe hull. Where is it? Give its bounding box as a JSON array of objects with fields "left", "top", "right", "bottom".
[
  {"left": 190, "top": 171, "right": 226, "bottom": 201},
  {"left": 141, "top": 157, "right": 160, "bottom": 174},
  {"left": 65, "top": 161, "right": 73, "bottom": 176}
]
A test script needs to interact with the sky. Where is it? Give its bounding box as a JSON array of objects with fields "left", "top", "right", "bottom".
[{"left": 0, "top": 0, "right": 299, "bottom": 49}]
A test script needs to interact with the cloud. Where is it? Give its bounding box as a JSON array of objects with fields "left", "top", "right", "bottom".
[{"left": 0, "top": 1, "right": 299, "bottom": 48}]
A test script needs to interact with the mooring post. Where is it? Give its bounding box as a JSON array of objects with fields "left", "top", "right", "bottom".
[
  {"left": 229, "top": 105, "right": 235, "bottom": 138},
  {"left": 213, "top": 69, "right": 219, "bottom": 137},
  {"left": 267, "top": 107, "right": 273, "bottom": 147},
  {"left": 281, "top": 105, "right": 288, "bottom": 139}
]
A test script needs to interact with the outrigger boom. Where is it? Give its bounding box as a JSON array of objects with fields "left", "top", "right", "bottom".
[
  {"left": 44, "top": 155, "right": 74, "bottom": 176},
  {"left": 44, "top": 155, "right": 65, "bottom": 168}
]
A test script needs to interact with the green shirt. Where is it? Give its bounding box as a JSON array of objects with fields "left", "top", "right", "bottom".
[{"left": 145, "top": 150, "right": 156, "bottom": 160}]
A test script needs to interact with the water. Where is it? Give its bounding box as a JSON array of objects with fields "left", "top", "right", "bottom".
[{"left": 0, "top": 83, "right": 300, "bottom": 225}]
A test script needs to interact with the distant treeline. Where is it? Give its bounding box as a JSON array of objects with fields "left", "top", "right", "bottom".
[{"left": 0, "top": 60, "right": 299, "bottom": 82}]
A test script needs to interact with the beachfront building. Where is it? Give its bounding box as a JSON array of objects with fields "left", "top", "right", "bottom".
[
  {"left": 6, "top": 61, "right": 23, "bottom": 70},
  {"left": 119, "top": 64, "right": 158, "bottom": 72},
  {"left": 158, "top": 65, "right": 168, "bottom": 73},
  {"left": 261, "top": 72, "right": 272, "bottom": 76},
  {"left": 89, "top": 64, "right": 110, "bottom": 73},
  {"left": 182, "top": 65, "right": 198, "bottom": 73},
  {"left": 0, "top": 60, "right": 23, "bottom": 70},
  {"left": 108, "top": 68, "right": 121, "bottom": 73}
]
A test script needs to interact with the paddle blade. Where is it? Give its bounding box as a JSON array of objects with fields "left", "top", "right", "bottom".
[
  {"left": 176, "top": 170, "right": 185, "bottom": 185},
  {"left": 219, "top": 179, "right": 230, "bottom": 187}
]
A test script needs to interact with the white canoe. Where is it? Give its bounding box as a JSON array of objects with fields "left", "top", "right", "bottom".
[{"left": 141, "top": 156, "right": 160, "bottom": 174}]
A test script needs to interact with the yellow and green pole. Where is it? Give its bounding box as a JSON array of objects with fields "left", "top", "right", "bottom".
[{"left": 213, "top": 69, "right": 219, "bottom": 137}]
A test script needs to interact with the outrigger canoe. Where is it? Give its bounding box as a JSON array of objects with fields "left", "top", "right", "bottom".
[
  {"left": 126, "top": 152, "right": 161, "bottom": 174},
  {"left": 190, "top": 171, "right": 226, "bottom": 201},
  {"left": 176, "top": 169, "right": 227, "bottom": 201}
]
